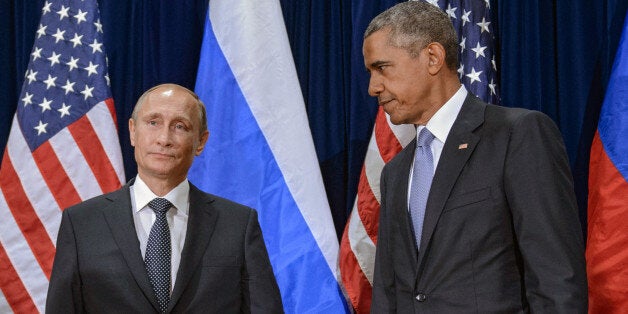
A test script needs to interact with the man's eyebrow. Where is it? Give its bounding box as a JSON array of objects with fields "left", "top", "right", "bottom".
[
  {"left": 369, "top": 60, "right": 389, "bottom": 68},
  {"left": 144, "top": 110, "right": 193, "bottom": 121},
  {"left": 145, "top": 112, "right": 162, "bottom": 119}
]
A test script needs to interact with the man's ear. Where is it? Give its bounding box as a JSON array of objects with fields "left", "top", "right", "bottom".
[
  {"left": 195, "top": 130, "right": 209, "bottom": 156},
  {"left": 426, "top": 42, "right": 446, "bottom": 75},
  {"left": 129, "top": 118, "right": 136, "bottom": 147}
]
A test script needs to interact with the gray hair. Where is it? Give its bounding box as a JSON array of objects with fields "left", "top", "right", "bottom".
[
  {"left": 132, "top": 83, "right": 207, "bottom": 134},
  {"left": 364, "top": 1, "right": 459, "bottom": 71}
]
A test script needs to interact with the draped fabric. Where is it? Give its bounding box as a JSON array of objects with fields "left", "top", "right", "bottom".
[
  {"left": 1, "top": 0, "right": 628, "bottom": 311},
  {"left": 188, "top": 0, "right": 346, "bottom": 311},
  {"left": 0, "top": 0, "right": 125, "bottom": 310},
  {"left": 586, "top": 11, "right": 628, "bottom": 311},
  {"left": 498, "top": 1, "right": 628, "bottom": 234}
]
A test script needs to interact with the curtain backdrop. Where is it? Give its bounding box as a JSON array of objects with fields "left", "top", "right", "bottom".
[{"left": 1, "top": 0, "right": 627, "bottom": 239}]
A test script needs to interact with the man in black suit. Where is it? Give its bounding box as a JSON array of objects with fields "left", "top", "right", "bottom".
[
  {"left": 46, "top": 83, "right": 283, "bottom": 313},
  {"left": 364, "top": 2, "right": 587, "bottom": 313}
]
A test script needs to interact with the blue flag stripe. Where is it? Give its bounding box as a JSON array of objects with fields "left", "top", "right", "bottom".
[{"left": 598, "top": 11, "right": 628, "bottom": 180}]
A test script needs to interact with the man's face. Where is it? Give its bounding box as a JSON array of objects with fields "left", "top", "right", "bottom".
[
  {"left": 129, "top": 86, "right": 208, "bottom": 184},
  {"left": 363, "top": 29, "right": 435, "bottom": 125}
]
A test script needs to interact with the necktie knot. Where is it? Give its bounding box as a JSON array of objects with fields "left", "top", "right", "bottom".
[
  {"left": 148, "top": 198, "right": 172, "bottom": 216},
  {"left": 417, "top": 128, "right": 435, "bottom": 147}
]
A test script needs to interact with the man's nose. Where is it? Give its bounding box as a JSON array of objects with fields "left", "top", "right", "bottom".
[
  {"left": 368, "top": 75, "right": 383, "bottom": 97},
  {"left": 156, "top": 127, "right": 173, "bottom": 146}
]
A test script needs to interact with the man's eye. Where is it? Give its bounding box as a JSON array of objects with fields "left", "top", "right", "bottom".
[
  {"left": 148, "top": 120, "right": 158, "bottom": 126},
  {"left": 175, "top": 123, "right": 187, "bottom": 130}
]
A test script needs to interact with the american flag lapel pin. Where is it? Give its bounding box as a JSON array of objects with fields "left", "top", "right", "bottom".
[{"left": 458, "top": 143, "right": 468, "bottom": 150}]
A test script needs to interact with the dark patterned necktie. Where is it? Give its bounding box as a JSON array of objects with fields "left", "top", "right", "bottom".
[
  {"left": 145, "top": 198, "right": 172, "bottom": 313},
  {"left": 409, "top": 128, "right": 435, "bottom": 251}
]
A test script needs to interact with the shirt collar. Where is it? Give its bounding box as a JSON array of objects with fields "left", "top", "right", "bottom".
[
  {"left": 423, "top": 84, "right": 467, "bottom": 143},
  {"left": 133, "top": 175, "right": 190, "bottom": 215}
]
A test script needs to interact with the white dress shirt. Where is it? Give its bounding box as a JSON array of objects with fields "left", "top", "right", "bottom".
[
  {"left": 130, "top": 176, "right": 189, "bottom": 292},
  {"left": 408, "top": 85, "right": 467, "bottom": 206}
]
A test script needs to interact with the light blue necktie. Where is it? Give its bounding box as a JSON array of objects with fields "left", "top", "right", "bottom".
[
  {"left": 145, "top": 198, "right": 172, "bottom": 313},
  {"left": 409, "top": 128, "right": 435, "bottom": 251}
]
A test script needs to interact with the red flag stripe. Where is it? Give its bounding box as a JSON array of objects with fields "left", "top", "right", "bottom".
[
  {"left": 104, "top": 98, "right": 118, "bottom": 127},
  {"left": 87, "top": 100, "right": 126, "bottom": 185},
  {"left": 32, "top": 142, "right": 82, "bottom": 211},
  {"left": 355, "top": 166, "right": 381, "bottom": 244},
  {"left": 587, "top": 132, "right": 628, "bottom": 312},
  {"left": 374, "top": 108, "right": 404, "bottom": 163},
  {"left": 340, "top": 220, "right": 373, "bottom": 314},
  {"left": 69, "top": 114, "right": 121, "bottom": 193},
  {"left": 0, "top": 152, "right": 56, "bottom": 278},
  {"left": 0, "top": 243, "right": 38, "bottom": 313}
]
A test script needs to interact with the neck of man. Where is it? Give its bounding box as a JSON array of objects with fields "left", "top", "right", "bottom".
[{"left": 415, "top": 73, "right": 462, "bottom": 126}]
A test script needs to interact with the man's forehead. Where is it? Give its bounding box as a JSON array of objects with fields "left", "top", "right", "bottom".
[{"left": 139, "top": 96, "right": 195, "bottom": 116}]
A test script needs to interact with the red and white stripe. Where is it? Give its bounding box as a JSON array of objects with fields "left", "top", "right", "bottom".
[
  {"left": 339, "top": 107, "right": 414, "bottom": 313},
  {"left": 0, "top": 99, "right": 124, "bottom": 313}
]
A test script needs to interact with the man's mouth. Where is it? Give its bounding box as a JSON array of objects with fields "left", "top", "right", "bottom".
[
  {"left": 378, "top": 98, "right": 393, "bottom": 106},
  {"left": 150, "top": 152, "right": 174, "bottom": 158}
]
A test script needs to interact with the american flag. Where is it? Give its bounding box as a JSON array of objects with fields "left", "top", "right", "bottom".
[
  {"left": 339, "top": 0, "right": 499, "bottom": 312},
  {"left": 0, "top": 0, "right": 125, "bottom": 312}
]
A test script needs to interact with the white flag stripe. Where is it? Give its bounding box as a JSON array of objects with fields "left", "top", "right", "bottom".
[
  {"left": 49, "top": 128, "right": 103, "bottom": 200},
  {"left": 0, "top": 292, "right": 11, "bottom": 314},
  {"left": 0, "top": 193, "right": 48, "bottom": 313},
  {"left": 347, "top": 200, "right": 376, "bottom": 284},
  {"left": 365, "top": 132, "right": 386, "bottom": 204},
  {"left": 86, "top": 102, "right": 126, "bottom": 185},
  {"left": 7, "top": 119, "right": 62, "bottom": 241},
  {"left": 388, "top": 117, "right": 415, "bottom": 148},
  {"left": 210, "top": 0, "right": 339, "bottom": 273}
]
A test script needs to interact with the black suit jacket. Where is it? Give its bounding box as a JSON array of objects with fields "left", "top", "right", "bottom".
[
  {"left": 46, "top": 180, "right": 283, "bottom": 313},
  {"left": 372, "top": 94, "right": 587, "bottom": 313}
]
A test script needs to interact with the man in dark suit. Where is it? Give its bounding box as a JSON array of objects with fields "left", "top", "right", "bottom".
[
  {"left": 46, "top": 83, "right": 283, "bottom": 313},
  {"left": 364, "top": 2, "right": 587, "bottom": 313}
]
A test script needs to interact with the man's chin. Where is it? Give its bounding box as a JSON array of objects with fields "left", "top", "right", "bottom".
[
  {"left": 388, "top": 114, "right": 404, "bottom": 125},
  {"left": 139, "top": 165, "right": 174, "bottom": 178}
]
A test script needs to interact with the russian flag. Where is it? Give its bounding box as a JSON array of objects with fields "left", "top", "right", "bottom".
[
  {"left": 187, "top": 0, "right": 348, "bottom": 312},
  {"left": 586, "top": 10, "right": 628, "bottom": 313}
]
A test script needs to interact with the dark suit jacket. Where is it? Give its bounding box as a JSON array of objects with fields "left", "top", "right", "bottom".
[
  {"left": 46, "top": 180, "right": 283, "bottom": 313},
  {"left": 371, "top": 94, "right": 587, "bottom": 313}
]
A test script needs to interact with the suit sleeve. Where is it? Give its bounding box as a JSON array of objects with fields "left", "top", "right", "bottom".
[
  {"left": 504, "top": 111, "right": 588, "bottom": 313},
  {"left": 241, "top": 209, "right": 284, "bottom": 313},
  {"left": 371, "top": 166, "right": 396, "bottom": 314},
  {"left": 46, "top": 209, "right": 84, "bottom": 314}
]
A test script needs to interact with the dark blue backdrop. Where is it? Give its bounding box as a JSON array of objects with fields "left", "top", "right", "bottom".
[{"left": 1, "top": 0, "right": 627, "bottom": 239}]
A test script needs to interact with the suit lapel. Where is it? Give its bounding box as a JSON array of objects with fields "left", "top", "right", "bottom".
[
  {"left": 101, "top": 181, "right": 161, "bottom": 312},
  {"left": 391, "top": 140, "right": 421, "bottom": 268},
  {"left": 168, "top": 184, "right": 218, "bottom": 310},
  {"left": 416, "top": 95, "right": 485, "bottom": 272}
]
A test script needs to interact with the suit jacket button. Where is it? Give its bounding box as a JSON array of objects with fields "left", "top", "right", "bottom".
[{"left": 416, "top": 293, "right": 427, "bottom": 302}]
